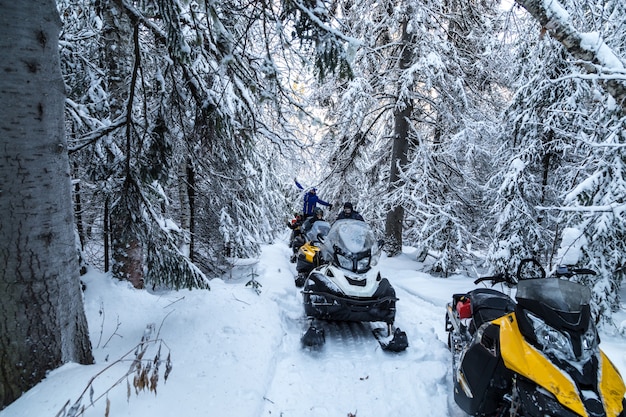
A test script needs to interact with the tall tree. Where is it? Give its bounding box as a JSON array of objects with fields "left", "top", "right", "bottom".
[
  {"left": 385, "top": 15, "right": 415, "bottom": 256},
  {"left": 0, "top": 0, "right": 93, "bottom": 408},
  {"left": 59, "top": 0, "right": 296, "bottom": 287},
  {"left": 315, "top": 0, "right": 509, "bottom": 273},
  {"left": 487, "top": 0, "right": 626, "bottom": 323}
]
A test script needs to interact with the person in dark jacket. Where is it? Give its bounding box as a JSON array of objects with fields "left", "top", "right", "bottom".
[
  {"left": 290, "top": 208, "right": 326, "bottom": 262},
  {"left": 336, "top": 202, "right": 364, "bottom": 221},
  {"left": 288, "top": 213, "right": 303, "bottom": 263},
  {"left": 301, "top": 207, "right": 326, "bottom": 235},
  {"left": 287, "top": 212, "right": 304, "bottom": 253},
  {"left": 295, "top": 179, "right": 332, "bottom": 217}
]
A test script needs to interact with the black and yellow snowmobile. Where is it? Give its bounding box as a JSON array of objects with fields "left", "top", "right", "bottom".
[
  {"left": 293, "top": 219, "right": 331, "bottom": 287},
  {"left": 445, "top": 258, "right": 626, "bottom": 416}
]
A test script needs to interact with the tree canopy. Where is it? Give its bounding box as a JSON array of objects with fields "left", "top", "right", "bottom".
[{"left": 50, "top": 0, "right": 626, "bottom": 315}]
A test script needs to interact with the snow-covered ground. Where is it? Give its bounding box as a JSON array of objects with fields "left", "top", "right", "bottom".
[{"left": 2, "top": 237, "right": 626, "bottom": 417}]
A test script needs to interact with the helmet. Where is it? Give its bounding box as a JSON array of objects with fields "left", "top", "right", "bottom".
[
  {"left": 314, "top": 207, "right": 324, "bottom": 216},
  {"left": 343, "top": 202, "right": 353, "bottom": 210}
]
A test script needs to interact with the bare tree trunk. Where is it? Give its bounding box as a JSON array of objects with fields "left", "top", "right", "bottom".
[
  {"left": 100, "top": 0, "right": 145, "bottom": 288},
  {"left": 73, "top": 162, "right": 86, "bottom": 251},
  {"left": 186, "top": 158, "right": 197, "bottom": 261},
  {"left": 0, "top": 1, "right": 93, "bottom": 408},
  {"left": 104, "top": 196, "right": 110, "bottom": 272},
  {"left": 515, "top": 0, "right": 626, "bottom": 112},
  {"left": 385, "top": 19, "right": 414, "bottom": 256}
]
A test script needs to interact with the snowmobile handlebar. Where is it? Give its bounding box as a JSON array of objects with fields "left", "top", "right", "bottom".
[
  {"left": 474, "top": 260, "right": 597, "bottom": 288},
  {"left": 473, "top": 273, "right": 515, "bottom": 286},
  {"left": 555, "top": 265, "right": 597, "bottom": 277}
]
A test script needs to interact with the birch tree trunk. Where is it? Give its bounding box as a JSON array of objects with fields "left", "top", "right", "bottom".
[
  {"left": 0, "top": 0, "right": 93, "bottom": 408},
  {"left": 515, "top": 0, "right": 626, "bottom": 112}
]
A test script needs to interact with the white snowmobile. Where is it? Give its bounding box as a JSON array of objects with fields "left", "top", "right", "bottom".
[{"left": 300, "top": 219, "right": 408, "bottom": 352}]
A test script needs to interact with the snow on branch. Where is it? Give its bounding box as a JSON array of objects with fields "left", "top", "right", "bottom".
[
  {"left": 290, "top": 0, "right": 361, "bottom": 46},
  {"left": 67, "top": 114, "right": 127, "bottom": 154},
  {"left": 515, "top": 0, "right": 626, "bottom": 111}
]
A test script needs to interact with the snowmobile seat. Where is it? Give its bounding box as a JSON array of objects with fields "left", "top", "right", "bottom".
[{"left": 467, "top": 289, "right": 515, "bottom": 333}]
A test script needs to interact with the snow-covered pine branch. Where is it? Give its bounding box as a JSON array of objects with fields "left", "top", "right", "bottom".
[{"left": 515, "top": 0, "right": 626, "bottom": 112}]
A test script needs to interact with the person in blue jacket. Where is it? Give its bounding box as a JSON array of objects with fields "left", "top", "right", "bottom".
[{"left": 295, "top": 179, "right": 332, "bottom": 218}]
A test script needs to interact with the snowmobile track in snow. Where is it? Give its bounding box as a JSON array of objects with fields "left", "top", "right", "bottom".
[{"left": 305, "top": 321, "right": 385, "bottom": 357}]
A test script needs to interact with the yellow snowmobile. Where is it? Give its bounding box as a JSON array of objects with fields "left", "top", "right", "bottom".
[
  {"left": 293, "top": 219, "right": 331, "bottom": 287},
  {"left": 446, "top": 259, "right": 626, "bottom": 416}
]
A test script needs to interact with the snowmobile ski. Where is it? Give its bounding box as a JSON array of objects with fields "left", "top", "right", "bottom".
[
  {"left": 301, "top": 324, "right": 325, "bottom": 348},
  {"left": 372, "top": 326, "right": 408, "bottom": 352}
]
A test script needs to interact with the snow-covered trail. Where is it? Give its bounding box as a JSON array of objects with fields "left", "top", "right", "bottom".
[
  {"left": 4, "top": 237, "right": 625, "bottom": 417},
  {"left": 257, "top": 239, "right": 462, "bottom": 417}
]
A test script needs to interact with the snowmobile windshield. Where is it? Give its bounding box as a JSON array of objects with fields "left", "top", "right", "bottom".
[
  {"left": 516, "top": 278, "right": 591, "bottom": 313},
  {"left": 305, "top": 221, "right": 331, "bottom": 243},
  {"left": 323, "top": 220, "right": 381, "bottom": 273}
]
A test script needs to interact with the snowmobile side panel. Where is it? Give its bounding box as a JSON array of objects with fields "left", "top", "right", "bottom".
[
  {"left": 599, "top": 351, "right": 626, "bottom": 416},
  {"left": 300, "top": 243, "right": 319, "bottom": 264},
  {"left": 515, "top": 377, "right": 581, "bottom": 417},
  {"left": 296, "top": 244, "right": 322, "bottom": 273},
  {"left": 493, "top": 313, "right": 587, "bottom": 416},
  {"left": 453, "top": 323, "right": 510, "bottom": 416}
]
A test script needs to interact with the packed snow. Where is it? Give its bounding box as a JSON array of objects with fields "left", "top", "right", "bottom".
[{"left": 2, "top": 236, "right": 626, "bottom": 417}]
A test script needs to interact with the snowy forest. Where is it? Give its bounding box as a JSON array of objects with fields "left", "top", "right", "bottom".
[
  {"left": 50, "top": 0, "right": 626, "bottom": 317},
  {"left": 1, "top": 0, "right": 625, "bottom": 410}
]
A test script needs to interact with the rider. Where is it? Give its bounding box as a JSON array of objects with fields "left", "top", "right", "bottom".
[
  {"left": 290, "top": 208, "right": 326, "bottom": 263},
  {"left": 336, "top": 202, "right": 364, "bottom": 221},
  {"left": 301, "top": 207, "right": 326, "bottom": 235},
  {"left": 294, "top": 179, "right": 332, "bottom": 218},
  {"left": 286, "top": 212, "right": 304, "bottom": 252}
]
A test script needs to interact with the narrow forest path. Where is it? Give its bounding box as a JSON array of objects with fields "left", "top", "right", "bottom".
[{"left": 255, "top": 236, "right": 464, "bottom": 417}]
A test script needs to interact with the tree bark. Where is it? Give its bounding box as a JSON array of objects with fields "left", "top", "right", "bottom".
[
  {"left": 185, "top": 157, "right": 196, "bottom": 261},
  {"left": 100, "top": 0, "right": 145, "bottom": 288},
  {"left": 515, "top": 0, "right": 626, "bottom": 112},
  {"left": 385, "top": 19, "right": 414, "bottom": 256},
  {"left": 0, "top": 1, "right": 93, "bottom": 408}
]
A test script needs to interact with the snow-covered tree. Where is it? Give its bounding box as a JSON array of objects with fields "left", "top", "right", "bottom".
[
  {"left": 311, "top": 0, "right": 511, "bottom": 274},
  {"left": 487, "top": 0, "right": 626, "bottom": 322},
  {"left": 59, "top": 0, "right": 303, "bottom": 287},
  {"left": 485, "top": 39, "right": 590, "bottom": 272},
  {"left": 0, "top": 1, "right": 93, "bottom": 407}
]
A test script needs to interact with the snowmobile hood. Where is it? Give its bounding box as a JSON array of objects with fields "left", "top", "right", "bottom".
[
  {"left": 313, "top": 263, "right": 383, "bottom": 298},
  {"left": 322, "top": 220, "right": 382, "bottom": 272}
]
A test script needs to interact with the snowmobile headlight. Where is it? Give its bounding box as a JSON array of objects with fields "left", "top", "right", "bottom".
[
  {"left": 337, "top": 254, "right": 353, "bottom": 270},
  {"left": 356, "top": 257, "right": 371, "bottom": 273},
  {"left": 526, "top": 312, "right": 576, "bottom": 362}
]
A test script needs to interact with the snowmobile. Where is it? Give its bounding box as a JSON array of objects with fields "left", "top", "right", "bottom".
[
  {"left": 293, "top": 220, "right": 331, "bottom": 287},
  {"left": 445, "top": 258, "right": 626, "bottom": 417},
  {"left": 300, "top": 219, "right": 408, "bottom": 352}
]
